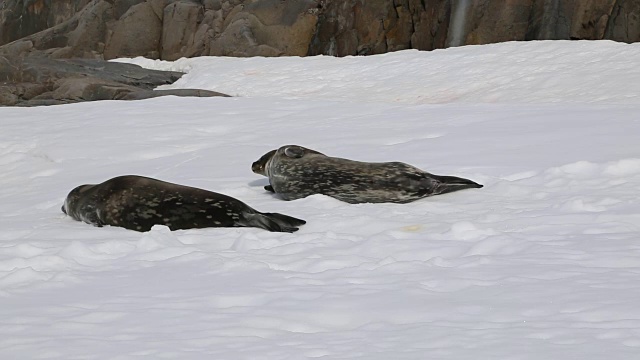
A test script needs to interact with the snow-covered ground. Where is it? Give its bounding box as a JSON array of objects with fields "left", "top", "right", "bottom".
[{"left": 1, "top": 41, "right": 640, "bottom": 359}]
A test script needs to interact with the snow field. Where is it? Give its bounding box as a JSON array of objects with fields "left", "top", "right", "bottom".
[{"left": 1, "top": 41, "right": 640, "bottom": 358}]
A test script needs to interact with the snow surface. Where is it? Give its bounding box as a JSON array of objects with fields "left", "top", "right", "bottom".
[{"left": 2, "top": 40, "right": 640, "bottom": 359}]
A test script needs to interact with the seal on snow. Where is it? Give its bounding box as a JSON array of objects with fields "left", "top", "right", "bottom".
[
  {"left": 251, "top": 145, "right": 483, "bottom": 204},
  {"left": 61, "top": 175, "right": 306, "bottom": 232}
]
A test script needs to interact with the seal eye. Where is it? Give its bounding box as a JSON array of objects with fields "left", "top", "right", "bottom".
[{"left": 284, "top": 146, "right": 305, "bottom": 159}]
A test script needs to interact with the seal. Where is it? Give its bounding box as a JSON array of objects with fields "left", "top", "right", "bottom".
[
  {"left": 252, "top": 145, "right": 483, "bottom": 204},
  {"left": 61, "top": 175, "right": 306, "bottom": 232}
]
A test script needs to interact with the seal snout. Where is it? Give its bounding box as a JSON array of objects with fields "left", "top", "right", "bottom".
[
  {"left": 251, "top": 161, "right": 263, "bottom": 174},
  {"left": 252, "top": 150, "right": 277, "bottom": 176},
  {"left": 61, "top": 204, "right": 67, "bottom": 214}
]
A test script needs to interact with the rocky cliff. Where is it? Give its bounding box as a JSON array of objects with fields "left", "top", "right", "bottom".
[
  {"left": 1, "top": 0, "right": 638, "bottom": 106},
  {"left": 1, "top": 0, "right": 639, "bottom": 60}
]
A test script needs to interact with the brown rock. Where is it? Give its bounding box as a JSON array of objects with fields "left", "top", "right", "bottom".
[
  {"left": 121, "top": 88, "right": 231, "bottom": 100},
  {"left": 1, "top": 0, "right": 640, "bottom": 64},
  {"left": 457, "top": 0, "right": 533, "bottom": 46},
  {"left": 59, "top": 0, "right": 113, "bottom": 58},
  {"left": 112, "top": 0, "right": 146, "bottom": 19},
  {"left": 204, "top": 0, "right": 222, "bottom": 11},
  {"left": 104, "top": 2, "right": 163, "bottom": 59},
  {"left": 409, "top": 0, "right": 450, "bottom": 51},
  {"left": 0, "top": 0, "right": 114, "bottom": 59},
  {"left": 605, "top": 0, "right": 640, "bottom": 42},
  {"left": 0, "top": 88, "right": 19, "bottom": 106},
  {"left": 161, "top": 1, "right": 204, "bottom": 60},
  {"left": 309, "top": 0, "right": 416, "bottom": 56},
  {"left": 52, "top": 77, "right": 139, "bottom": 101},
  {"left": 0, "top": 0, "right": 87, "bottom": 46},
  {"left": 208, "top": 1, "right": 318, "bottom": 58},
  {"left": 0, "top": 54, "right": 228, "bottom": 106}
]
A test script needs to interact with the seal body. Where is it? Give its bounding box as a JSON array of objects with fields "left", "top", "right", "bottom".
[
  {"left": 62, "top": 175, "right": 306, "bottom": 232},
  {"left": 252, "top": 145, "right": 483, "bottom": 204}
]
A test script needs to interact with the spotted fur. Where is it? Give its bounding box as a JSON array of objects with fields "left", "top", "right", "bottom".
[
  {"left": 62, "top": 175, "right": 306, "bottom": 232},
  {"left": 252, "top": 145, "right": 483, "bottom": 204}
]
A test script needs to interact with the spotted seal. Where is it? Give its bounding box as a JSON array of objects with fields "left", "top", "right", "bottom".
[
  {"left": 252, "top": 145, "right": 483, "bottom": 204},
  {"left": 61, "top": 175, "right": 306, "bottom": 232}
]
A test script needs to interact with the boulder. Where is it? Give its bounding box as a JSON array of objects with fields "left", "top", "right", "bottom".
[
  {"left": 161, "top": 1, "right": 205, "bottom": 60},
  {"left": 0, "top": 0, "right": 114, "bottom": 59},
  {"left": 605, "top": 0, "right": 640, "bottom": 42},
  {"left": 0, "top": 88, "right": 19, "bottom": 106},
  {"left": 103, "top": 2, "right": 163, "bottom": 59},
  {"left": 0, "top": 0, "right": 89, "bottom": 46}
]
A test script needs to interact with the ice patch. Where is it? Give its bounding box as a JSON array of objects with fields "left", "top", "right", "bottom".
[
  {"left": 298, "top": 194, "right": 347, "bottom": 209},
  {"left": 34, "top": 200, "right": 61, "bottom": 210},
  {"left": 445, "top": 221, "right": 495, "bottom": 241},
  {"left": 30, "top": 169, "right": 60, "bottom": 178},
  {"left": 560, "top": 198, "right": 607, "bottom": 212},
  {"left": 384, "top": 133, "right": 444, "bottom": 146},
  {"left": 58, "top": 241, "right": 115, "bottom": 263},
  {"left": 463, "top": 236, "right": 525, "bottom": 256},
  {"left": 0, "top": 267, "right": 52, "bottom": 288},
  {"left": 0, "top": 244, "right": 46, "bottom": 258},
  {"left": 546, "top": 158, "right": 640, "bottom": 180},
  {"left": 0, "top": 153, "right": 27, "bottom": 166},
  {"left": 502, "top": 170, "right": 538, "bottom": 181},
  {"left": 603, "top": 158, "right": 640, "bottom": 176},
  {"left": 552, "top": 161, "right": 600, "bottom": 177},
  {"left": 134, "top": 225, "right": 198, "bottom": 261}
]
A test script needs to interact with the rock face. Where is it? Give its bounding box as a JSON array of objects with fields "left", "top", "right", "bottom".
[
  {"left": 0, "top": 54, "right": 229, "bottom": 106},
  {"left": 0, "top": 0, "right": 90, "bottom": 46},
  {"left": 1, "top": 0, "right": 638, "bottom": 60},
  {"left": 0, "top": 0, "right": 321, "bottom": 60},
  {"left": 453, "top": 0, "right": 638, "bottom": 45},
  {"left": 1, "top": 0, "right": 638, "bottom": 106}
]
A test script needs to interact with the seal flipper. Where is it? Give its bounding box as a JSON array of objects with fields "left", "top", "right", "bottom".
[
  {"left": 263, "top": 212, "right": 306, "bottom": 227},
  {"left": 264, "top": 185, "right": 275, "bottom": 193},
  {"left": 245, "top": 212, "right": 306, "bottom": 233},
  {"left": 83, "top": 208, "right": 105, "bottom": 227},
  {"left": 424, "top": 174, "right": 483, "bottom": 196}
]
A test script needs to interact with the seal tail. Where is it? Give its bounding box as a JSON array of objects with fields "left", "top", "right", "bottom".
[
  {"left": 426, "top": 174, "right": 483, "bottom": 196},
  {"left": 247, "top": 212, "right": 306, "bottom": 233}
]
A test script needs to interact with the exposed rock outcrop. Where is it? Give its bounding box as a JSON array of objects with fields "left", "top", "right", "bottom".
[
  {"left": 0, "top": 54, "right": 228, "bottom": 106},
  {"left": 0, "top": 0, "right": 321, "bottom": 60},
  {"left": 308, "top": 0, "right": 451, "bottom": 56},
  {"left": 2, "top": 0, "right": 638, "bottom": 61},
  {"left": 1, "top": 0, "right": 638, "bottom": 106},
  {"left": 0, "top": 0, "right": 90, "bottom": 46}
]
